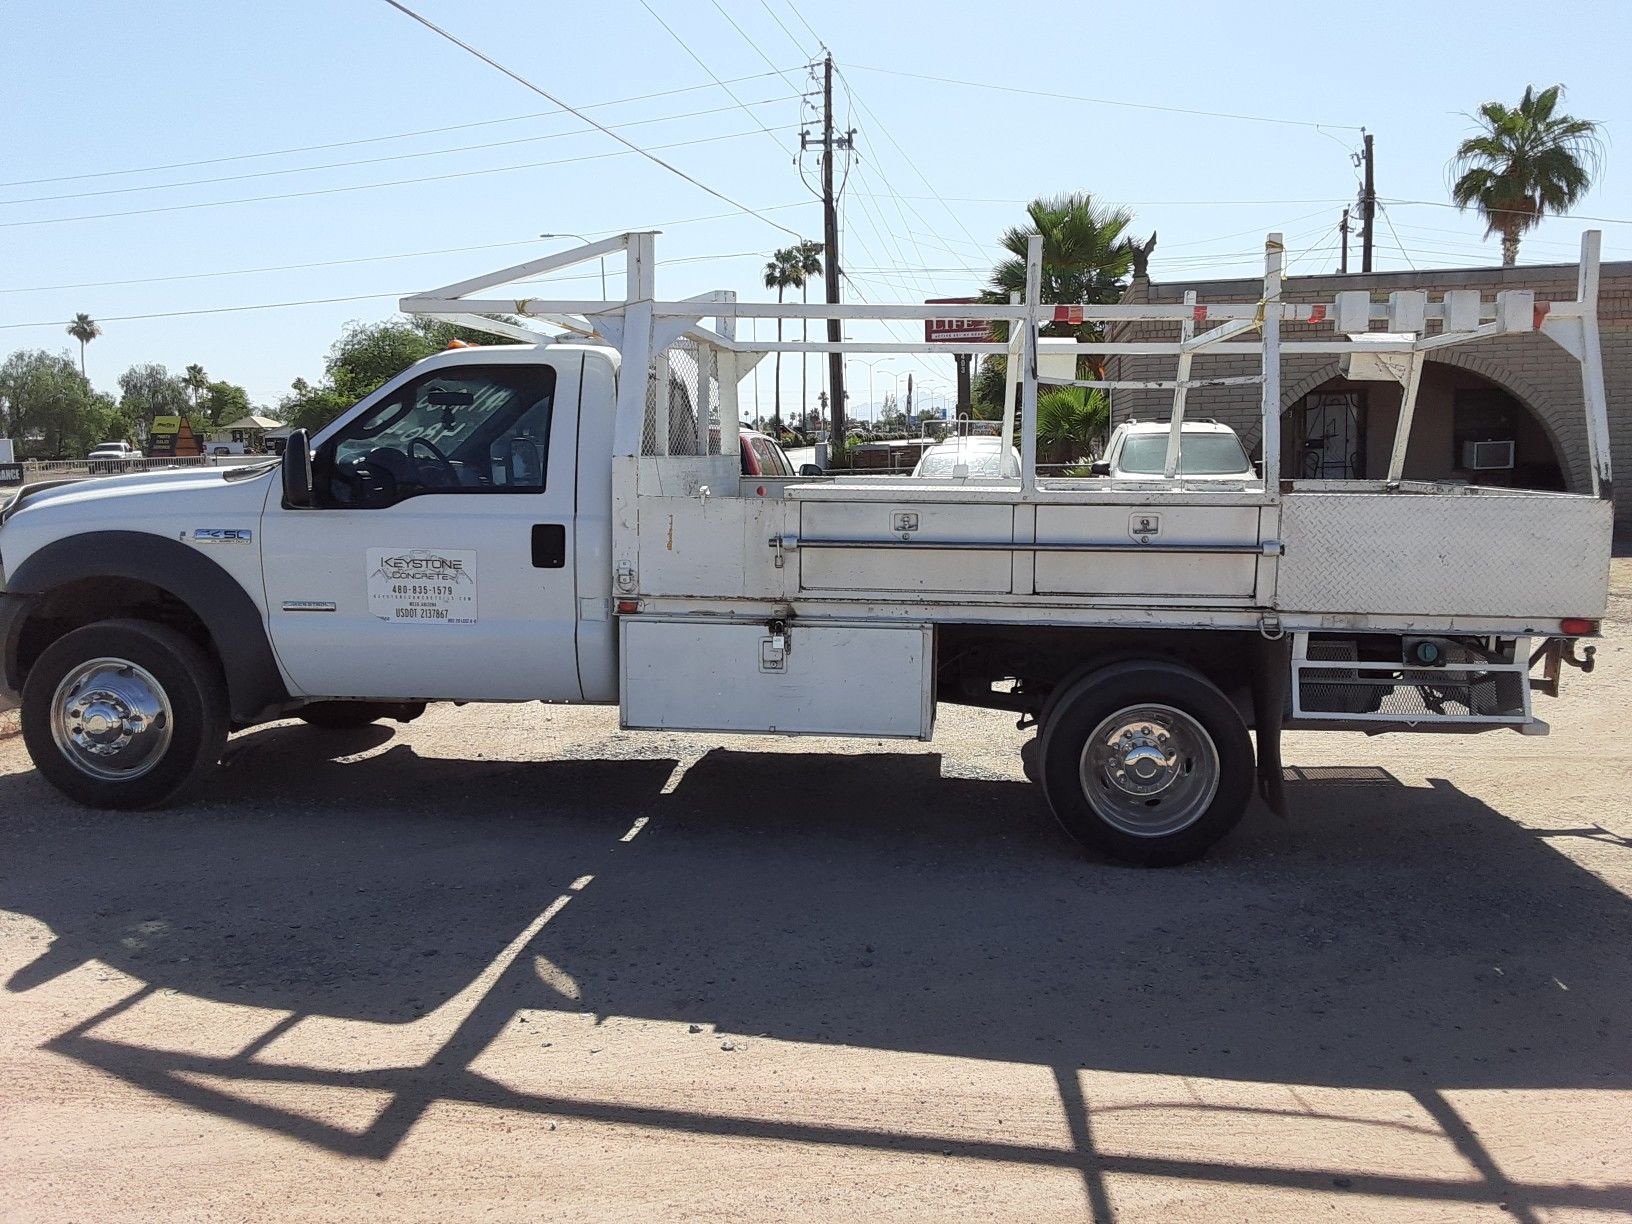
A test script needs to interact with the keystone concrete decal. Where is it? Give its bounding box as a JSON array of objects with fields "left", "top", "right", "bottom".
[{"left": 367, "top": 548, "right": 478, "bottom": 624}]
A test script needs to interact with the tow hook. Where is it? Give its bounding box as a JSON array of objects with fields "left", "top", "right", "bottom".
[{"left": 1565, "top": 638, "right": 1597, "bottom": 674}]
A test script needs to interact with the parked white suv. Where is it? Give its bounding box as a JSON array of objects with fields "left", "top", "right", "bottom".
[
  {"left": 86, "top": 442, "right": 142, "bottom": 461},
  {"left": 1092, "top": 420, "right": 1254, "bottom": 480}
]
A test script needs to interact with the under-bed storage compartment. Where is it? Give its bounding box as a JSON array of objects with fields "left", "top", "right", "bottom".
[{"left": 620, "top": 617, "right": 934, "bottom": 738}]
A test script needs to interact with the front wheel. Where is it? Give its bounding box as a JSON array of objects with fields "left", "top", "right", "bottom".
[
  {"left": 21, "top": 619, "right": 228, "bottom": 809},
  {"left": 1038, "top": 662, "right": 1254, "bottom": 867}
]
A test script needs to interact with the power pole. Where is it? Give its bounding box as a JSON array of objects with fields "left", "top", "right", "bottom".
[
  {"left": 1359, "top": 131, "right": 1376, "bottom": 273},
  {"left": 817, "top": 55, "right": 852, "bottom": 452},
  {"left": 1339, "top": 207, "right": 1350, "bottom": 274}
]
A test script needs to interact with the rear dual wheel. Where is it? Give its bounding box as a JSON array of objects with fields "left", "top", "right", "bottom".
[{"left": 1038, "top": 662, "right": 1254, "bottom": 867}]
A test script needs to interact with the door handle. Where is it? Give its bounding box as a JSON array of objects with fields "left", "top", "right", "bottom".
[{"left": 532, "top": 523, "right": 567, "bottom": 569}]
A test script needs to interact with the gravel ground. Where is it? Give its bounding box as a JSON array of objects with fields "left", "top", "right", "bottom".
[{"left": 1, "top": 569, "right": 1630, "bottom": 1221}]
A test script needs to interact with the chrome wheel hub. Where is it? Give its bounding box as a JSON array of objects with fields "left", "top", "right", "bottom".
[
  {"left": 1080, "top": 703, "right": 1219, "bottom": 838},
  {"left": 50, "top": 658, "right": 173, "bottom": 782}
]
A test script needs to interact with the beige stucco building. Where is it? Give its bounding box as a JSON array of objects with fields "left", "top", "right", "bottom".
[{"left": 1109, "top": 259, "right": 1630, "bottom": 522}]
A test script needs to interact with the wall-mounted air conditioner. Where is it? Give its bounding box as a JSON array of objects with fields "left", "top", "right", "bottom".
[{"left": 1461, "top": 439, "right": 1515, "bottom": 470}]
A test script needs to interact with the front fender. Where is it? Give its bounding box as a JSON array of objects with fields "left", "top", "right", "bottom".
[{"left": 3, "top": 530, "right": 290, "bottom": 723}]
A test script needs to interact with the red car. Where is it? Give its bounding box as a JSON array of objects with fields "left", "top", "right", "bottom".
[{"left": 738, "top": 428, "right": 798, "bottom": 477}]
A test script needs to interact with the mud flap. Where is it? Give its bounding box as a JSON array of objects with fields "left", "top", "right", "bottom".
[{"left": 1251, "top": 635, "right": 1292, "bottom": 817}]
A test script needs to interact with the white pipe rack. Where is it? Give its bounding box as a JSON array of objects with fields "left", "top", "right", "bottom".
[{"left": 402, "top": 229, "right": 1611, "bottom": 498}]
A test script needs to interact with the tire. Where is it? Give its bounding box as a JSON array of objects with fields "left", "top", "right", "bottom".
[
  {"left": 1038, "top": 661, "right": 1254, "bottom": 867},
  {"left": 21, "top": 618, "right": 228, "bottom": 810},
  {"left": 297, "top": 701, "right": 425, "bottom": 729}
]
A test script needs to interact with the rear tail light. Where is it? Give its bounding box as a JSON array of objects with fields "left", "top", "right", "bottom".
[{"left": 1560, "top": 618, "right": 1597, "bottom": 636}]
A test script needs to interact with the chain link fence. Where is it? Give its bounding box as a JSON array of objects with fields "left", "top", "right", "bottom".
[{"left": 642, "top": 339, "right": 725, "bottom": 458}]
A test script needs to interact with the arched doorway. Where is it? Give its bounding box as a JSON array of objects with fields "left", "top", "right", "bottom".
[{"left": 1281, "top": 363, "right": 1567, "bottom": 490}]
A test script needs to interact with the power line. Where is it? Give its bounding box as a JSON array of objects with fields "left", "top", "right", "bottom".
[
  {"left": 852, "top": 192, "right": 1355, "bottom": 207},
  {"left": 831, "top": 66, "right": 990, "bottom": 263},
  {"left": 0, "top": 250, "right": 790, "bottom": 333},
  {"left": 781, "top": 0, "right": 826, "bottom": 51},
  {"left": 0, "top": 70, "right": 794, "bottom": 190},
  {"left": 1377, "top": 202, "right": 1416, "bottom": 271},
  {"left": 710, "top": 0, "right": 809, "bottom": 97},
  {"left": 377, "top": 0, "right": 802, "bottom": 238},
  {"left": 0, "top": 290, "right": 409, "bottom": 331},
  {"left": 0, "top": 202, "right": 813, "bottom": 294},
  {"left": 638, "top": 0, "right": 795, "bottom": 157},
  {"left": 1381, "top": 197, "right": 1632, "bottom": 226},
  {"left": 1, "top": 98, "right": 795, "bottom": 207},
  {"left": 845, "top": 64, "right": 1362, "bottom": 131},
  {"left": 757, "top": 0, "right": 814, "bottom": 58},
  {"left": 0, "top": 127, "right": 787, "bottom": 230}
]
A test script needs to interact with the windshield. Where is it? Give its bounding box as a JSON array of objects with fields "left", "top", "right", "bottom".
[
  {"left": 916, "top": 444, "right": 1016, "bottom": 478},
  {"left": 1116, "top": 432, "right": 1251, "bottom": 475}
]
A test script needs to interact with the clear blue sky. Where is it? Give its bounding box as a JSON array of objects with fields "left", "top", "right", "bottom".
[{"left": 2, "top": 0, "right": 1627, "bottom": 422}]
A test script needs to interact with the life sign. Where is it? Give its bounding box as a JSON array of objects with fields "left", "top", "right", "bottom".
[{"left": 923, "top": 297, "right": 988, "bottom": 344}]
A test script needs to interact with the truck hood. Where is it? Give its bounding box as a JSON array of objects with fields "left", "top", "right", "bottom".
[
  {"left": 0, "top": 464, "right": 277, "bottom": 577},
  {"left": 7, "top": 464, "right": 272, "bottom": 515}
]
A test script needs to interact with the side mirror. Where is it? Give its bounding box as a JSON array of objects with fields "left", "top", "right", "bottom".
[
  {"left": 282, "top": 429, "right": 314, "bottom": 508},
  {"left": 798, "top": 463, "right": 823, "bottom": 477},
  {"left": 1089, "top": 460, "right": 1111, "bottom": 476}
]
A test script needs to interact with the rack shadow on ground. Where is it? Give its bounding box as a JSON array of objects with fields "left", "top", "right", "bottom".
[{"left": 3, "top": 726, "right": 1629, "bottom": 1217}]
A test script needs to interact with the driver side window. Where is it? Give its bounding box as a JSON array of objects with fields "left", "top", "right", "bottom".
[{"left": 323, "top": 364, "right": 555, "bottom": 507}]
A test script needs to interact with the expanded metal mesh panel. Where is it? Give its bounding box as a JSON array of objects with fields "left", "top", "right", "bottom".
[
  {"left": 642, "top": 340, "right": 723, "bottom": 458},
  {"left": 1296, "top": 638, "right": 1527, "bottom": 720}
]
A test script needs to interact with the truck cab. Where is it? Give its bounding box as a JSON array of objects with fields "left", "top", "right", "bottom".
[{"left": 0, "top": 342, "right": 620, "bottom": 808}]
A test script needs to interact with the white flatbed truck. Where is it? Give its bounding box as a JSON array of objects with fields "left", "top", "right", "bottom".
[{"left": 0, "top": 232, "right": 1612, "bottom": 864}]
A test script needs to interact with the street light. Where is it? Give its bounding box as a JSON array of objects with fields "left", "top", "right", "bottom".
[
  {"left": 540, "top": 232, "right": 607, "bottom": 299},
  {"left": 847, "top": 357, "right": 899, "bottom": 424}
]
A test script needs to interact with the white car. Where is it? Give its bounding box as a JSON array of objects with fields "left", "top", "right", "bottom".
[
  {"left": 86, "top": 442, "right": 142, "bottom": 461},
  {"left": 1092, "top": 420, "right": 1255, "bottom": 480},
  {"left": 911, "top": 435, "right": 1021, "bottom": 479}
]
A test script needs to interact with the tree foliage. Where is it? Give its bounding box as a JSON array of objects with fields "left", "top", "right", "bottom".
[
  {"left": 200, "top": 380, "right": 251, "bottom": 427},
  {"left": 117, "top": 363, "right": 190, "bottom": 423},
  {"left": 1449, "top": 84, "right": 1602, "bottom": 266},
  {"left": 0, "top": 349, "right": 125, "bottom": 457},
  {"left": 973, "top": 193, "right": 1148, "bottom": 413},
  {"left": 875, "top": 391, "right": 905, "bottom": 431},
  {"left": 1035, "top": 385, "right": 1108, "bottom": 464},
  {"left": 278, "top": 316, "right": 503, "bottom": 433},
  {"left": 762, "top": 244, "right": 822, "bottom": 432}
]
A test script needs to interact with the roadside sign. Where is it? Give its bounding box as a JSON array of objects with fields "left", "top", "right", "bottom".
[
  {"left": 0, "top": 463, "right": 22, "bottom": 486},
  {"left": 924, "top": 297, "right": 988, "bottom": 344},
  {"left": 150, "top": 415, "right": 182, "bottom": 436}
]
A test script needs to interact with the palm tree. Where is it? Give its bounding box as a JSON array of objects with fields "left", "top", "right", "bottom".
[
  {"left": 1036, "top": 385, "right": 1108, "bottom": 466},
  {"left": 793, "top": 240, "right": 824, "bottom": 426},
  {"left": 976, "top": 193, "right": 1145, "bottom": 410},
  {"left": 763, "top": 246, "right": 810, "bottom": 433},
  {"left": 1449, "top": 84, "right": 1602, "bottom": 266},
  {"left": 184, "top": 364, "right": 210, "bottom": 416},
  {"left": 66, "top": 313, "right": 101, "bottom": 377}
]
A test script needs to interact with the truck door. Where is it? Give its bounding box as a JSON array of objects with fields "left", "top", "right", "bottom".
[{"left": 259, "top": 356, "right": 582, "bottom": 702}]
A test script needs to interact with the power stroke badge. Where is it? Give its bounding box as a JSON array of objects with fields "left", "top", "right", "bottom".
[{"left": 367, "top": 548, "right": 478, "bottom": 624}]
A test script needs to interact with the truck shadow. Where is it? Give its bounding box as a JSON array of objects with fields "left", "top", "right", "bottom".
[{"left": 2, "top": 730, "right": 1629, "bottom": 1216}]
